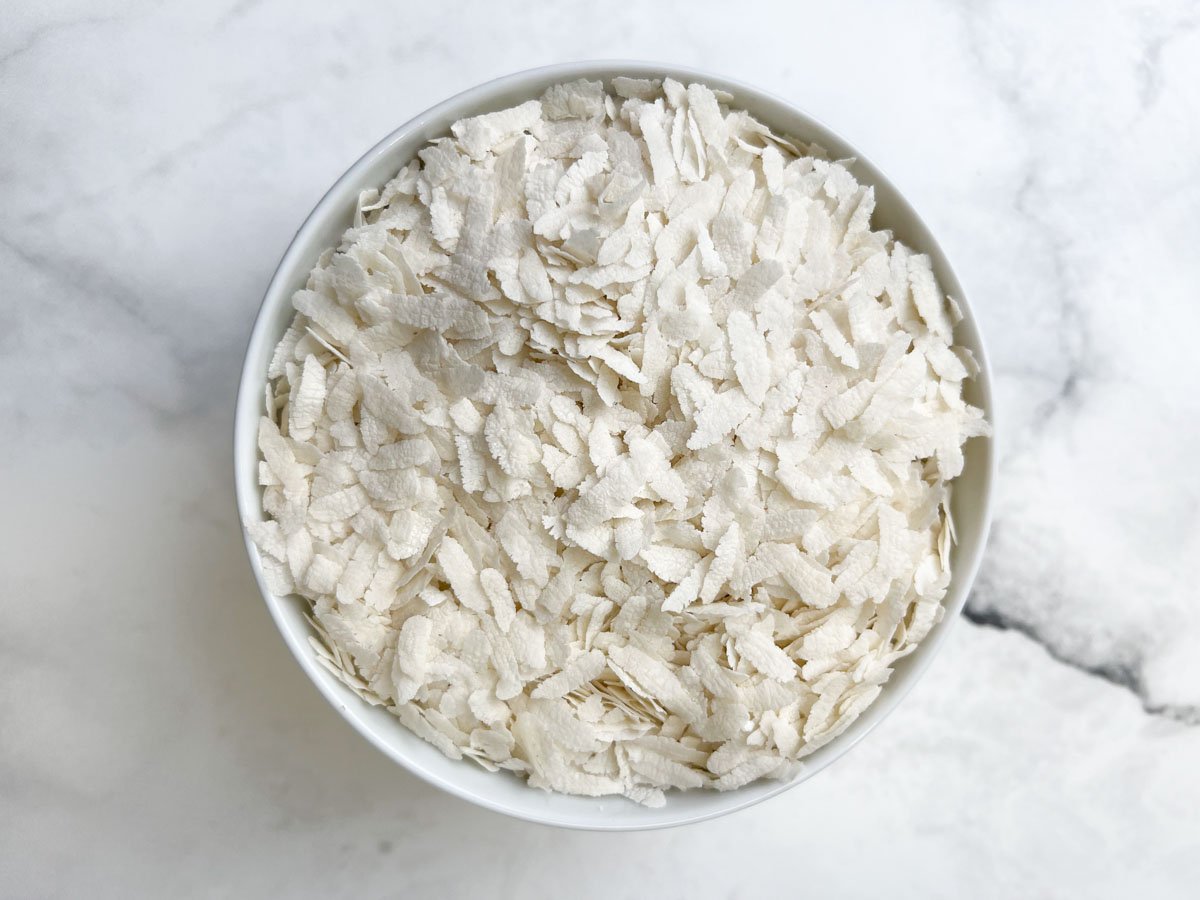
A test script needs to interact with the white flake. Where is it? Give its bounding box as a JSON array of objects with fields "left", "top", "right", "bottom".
[
  {"left": 479, "top": 567, "right": 518, "bottom": 632},
  {"left": 530, "top": 649, "right": 607, "bottom": 700},
  {"left": 726, "top": 310, "right": 770, "bottom": 404},
  {"left": 451, "top": 100, "right": 543, "bottom": 159}
]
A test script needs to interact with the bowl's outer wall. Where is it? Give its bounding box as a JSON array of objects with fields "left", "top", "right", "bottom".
[{"left": 234, "top": 61, "right": 995, "bottom": 830}]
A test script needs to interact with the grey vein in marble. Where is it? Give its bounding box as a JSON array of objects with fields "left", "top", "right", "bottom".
[
  {"left": 965, "top": 596, "right": 1200, "bottom": 725},
  {"left": 0, "top": 13, "right": 125, "bottom": 69}
]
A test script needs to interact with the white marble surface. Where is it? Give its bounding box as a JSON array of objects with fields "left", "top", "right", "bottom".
[{"left": 4, "top": 0, "right": 1199, "bottom": 896}]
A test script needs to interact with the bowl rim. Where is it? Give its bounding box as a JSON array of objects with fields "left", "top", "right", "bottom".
[{"left": 234, "top": 58, "right": 996, "bottom": 830}]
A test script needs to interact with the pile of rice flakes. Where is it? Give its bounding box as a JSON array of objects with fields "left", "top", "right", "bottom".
[{"left": 249, "top": 77, "right": 989, "bottom": 805}]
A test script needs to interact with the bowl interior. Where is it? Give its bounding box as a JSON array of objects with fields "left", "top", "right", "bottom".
[{"left": 234, "top": 61, "right": 994, "bottom": 830}]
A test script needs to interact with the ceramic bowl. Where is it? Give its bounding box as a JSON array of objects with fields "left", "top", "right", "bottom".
[{"left": 234, "top": 60, "right": 995, "bottom": 830}]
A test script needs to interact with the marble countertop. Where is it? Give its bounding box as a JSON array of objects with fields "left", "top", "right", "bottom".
[{"left": 4, "top": 1, "right": 1198, "bottom": 896}]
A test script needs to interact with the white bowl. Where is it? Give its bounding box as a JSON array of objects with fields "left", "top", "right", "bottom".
[{"left": 234, "top": 60, "right": 995, "bottom": 830}]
